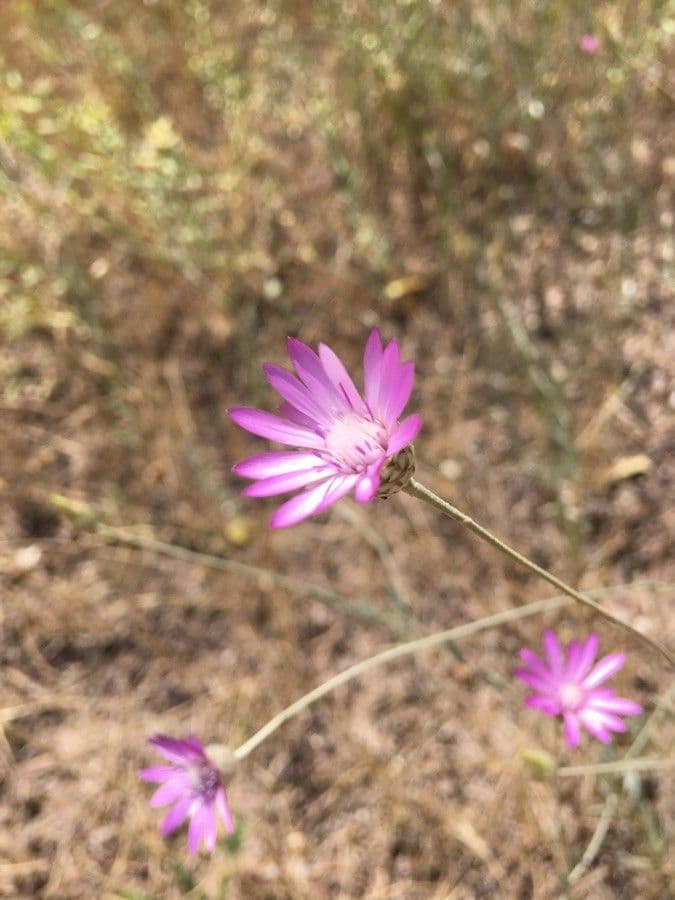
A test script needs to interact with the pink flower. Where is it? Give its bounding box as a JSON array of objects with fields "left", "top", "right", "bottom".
[
  {"left": 229, "top": 329, "right": 422, "bottom": 527},
  {"left": 579, "top": 34, "right": 601, "bottom": 54},
  {"left": 515, "top": 631, "right": 643, "bottom": 748},
  {"left": 139, "top": 734, "right": 234, "bottom": 855}
]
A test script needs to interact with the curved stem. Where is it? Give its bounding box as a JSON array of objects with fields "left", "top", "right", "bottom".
[
  {"left": 234, "top": 592, "right": 570, "bottom": 761},
  {"left": 403, "top": 479, "right": 673, "bottom": 667}
]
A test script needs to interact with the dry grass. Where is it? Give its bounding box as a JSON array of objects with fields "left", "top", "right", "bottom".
[{"left": 1, "top": 1, "right": 674, "bottom": 897}]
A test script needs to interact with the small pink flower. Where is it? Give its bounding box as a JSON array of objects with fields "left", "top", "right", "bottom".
[
  {"left": 579, "top": 34, "right": 601, "bottom": 54},
  {"left": 139, "top": 734, "right": 234, "bottom": 855},
  {"left": 515, "top": 631, "right": 643, "bottom": 748},
  {"left": 229, "top": 329, "right": 422, "bottom": 527}
]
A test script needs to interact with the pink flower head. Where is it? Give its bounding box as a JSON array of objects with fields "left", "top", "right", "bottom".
[
  {"left": 139, "top": 734, "right": 234, "bottom": 855},
  {"left": 516, "top": 631, "right": 643, "bottom": 748},
  {"left": 579, "top": 34, "right": 601, "bottom": 54},
  {"left": 229, "top": 329, "right": 422, "bottom": 527}
]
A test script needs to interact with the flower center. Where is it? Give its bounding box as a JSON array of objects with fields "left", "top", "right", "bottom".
[
  {"left": 192, "top": 763, "right": 220, "bottom": 800},
  {"left": 558, "top": 682, "right": 585, "bottom": 711},
  {"left": 322, "top": 413, "right": 387, "bottom": 472}
]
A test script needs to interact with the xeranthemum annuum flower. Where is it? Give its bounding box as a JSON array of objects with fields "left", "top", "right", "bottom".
[
  {"left": 139, "top": 735, "right": 234, "bottom": 855},
  {"left": 516, "top": 630, "right": 643, "bottom": 748},
  {"left": 229, "top": 329, "right": 422, "bottom": 527}
]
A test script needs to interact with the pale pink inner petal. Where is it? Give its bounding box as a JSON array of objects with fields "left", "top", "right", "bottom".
[{"left": 582, "top": 653, "right": 625, "bottom": 689}]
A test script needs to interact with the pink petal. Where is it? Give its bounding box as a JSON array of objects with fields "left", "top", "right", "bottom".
[
  {"left": 569, "top": 633, "right": 599, "bottom": 680},
  {"left": 160, "top": 796, "right": 194, "bottom": 836},
  {"left": 149, "top": 734, "right": 205, "bottom": 764},
  {"left": 587, "top": 695, "right": 643, "bottom": 716},
  {"left": 563, "top": 712, "right": 581, "bottom": 748},
  {"left": 228, "top": 408, "right": 322, "bottom": 449},
  {"left": 525, "top": 695, "right": 560, "bottom": 716},
  {"left": 187, "top": 803, "right": 209, "bottom": 855},
  {"left": 518, "top": 648, "right": 549, "bottom": 677},
  {"left": 243, "top": 466, "right": 334, "bottom": 498},
  {"left": 233, "top": 450, "right": 326, "bottom": 479},
  {"left": 138, "top": 765, "right": 181, "bottom": 783},
  {"left": 387, "top": 414, "right": 422, "bottom": 455},
  {"left": 375, "top": 340, "right": 402, "bottom": 416},
  {"left": 354, "top": 460, "right": 385, "bottom": 503},
  {"left": 542, "top": 630, "right": 564, "bottom": 675},
  {"left": 582, "top": 653, "right": 625, "bottom": 689},
  {"left": 216, "top": 786, "right": 235, "bottom": 835},
  {"left": 363, "top": 328, "right": 384, "bottom": 410},
  {"left": 270, "top": 475, "right": 356, "bottom": 528},
  {"left": 384, "top": 360, "right": 414, "bottom": 424},
  {"left": 277, "top": 401, "right": 320, "bottom": 429},
  {"left": 287, "top": 338, "right": 344, "bottom": 408},
  {"left": 263, "top": 363, "right": 329, "bottom": 424},
  {"left": 515, "top": 669, "right": 556, "bottom": 692},
  {"left": 318, "top": 342, "right": 366, "bottom": 413},
  {"left": 150, "top": 777, "right": 191, "bottom": 808}
]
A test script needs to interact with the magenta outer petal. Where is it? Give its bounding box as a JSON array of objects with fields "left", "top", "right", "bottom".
[
  {"left": 187, "top": 803, "right": 209, "bottom": 855},
  {"left": 150, "top": 777, "right": 191, "bottom": 808},
  {"left": 138, "top": 765, "right": 181, "bottom": 783},
  {"left": 375, "top": 340, "right": 401, "bottom": 417},
  {"left": 201, "top": 803, "right": 218, "bottom": 852},
  {"left": 216, "top": 787, "right": 235, "bottom": 835},
  {"left": 382, "top": 360, "right": 414, "bottom": 424},
  {"left": 587, "top": 695, "right": 643, "bottom": 716},
  {"left": 582, "top": 653, "right": 625, "bottom": 689},
  {"left": 262, "top": 363, "right": 328, "bottom": 424},
  {"left": 161, "top": 796, "right": 194, "bottom": 836},
  {"left": 286, "top": 338, "right": 344, "bottom": 408},
  {"left": 563, "top": 713, "right": 581, "bottom": 748},
  {"left": 271, "top": 474, "right": 360, "bottom": 527},
  {"left": 542, "top": 630, "right": 564, "bottom": 674},
  {"left": 524, "top": 695, "right": 560, "bottom": 716},
  {"left": 571, "top": 633, "right": 599, "bottom": 680},
  {"left": 233, "top": 450, "right": 326, "bottom": 479},
  {"left": 228, "top": 408, "right": 322, "bottom": 449},
  {"left": 387, "top": 414, "right": 422, "bottom": 455},
  {"left": 363, "top": 328, "right": 384, "bottom": 409},
  {"left": 514, "top": 669, "right": 556, "bottom": 692},
  {"left": 243, "top": 467, "right": 333, "bottom": 498},
  {"left": 518, "top": 648, "right": 550, "bottom": 678},
  {"left": 317, "top": 342, "right": 365, "bottom": 413},
  {"left": 149, "top": 734, "right": 205, "bottom": 764}
]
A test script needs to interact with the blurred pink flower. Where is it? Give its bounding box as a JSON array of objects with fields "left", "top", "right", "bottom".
[
  {"left": 579, "top": 34, "right": 601, "bottom": 54},
  {"left": 139, "top": 734, "right": 234, "bottom": 855},
  {"left": 515, "top": 630, "right": 642, "bottom": 748},
  {"left": 229, "top": 329, "right": 422, "bottom": 527}
]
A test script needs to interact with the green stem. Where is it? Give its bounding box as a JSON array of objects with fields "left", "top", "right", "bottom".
[
  {"left": 403, "top": 479, "right": 673, "bottom": 667},
  {"left": 233, "top": 592, "right": 570, "bottom": 761},
  {"left": 558, "top": 757, "right": 675, "bottom": 778}
]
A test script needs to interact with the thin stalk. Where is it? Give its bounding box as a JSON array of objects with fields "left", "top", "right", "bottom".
[
  {"left": 403, "top": 478, "right": 673, "bottom": 667},
  {"left": 233, "top": 592, "right": 570, "bottom": 761},
  {"left": 558, "top": 757, "right": 675, "bottom": 778}
]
